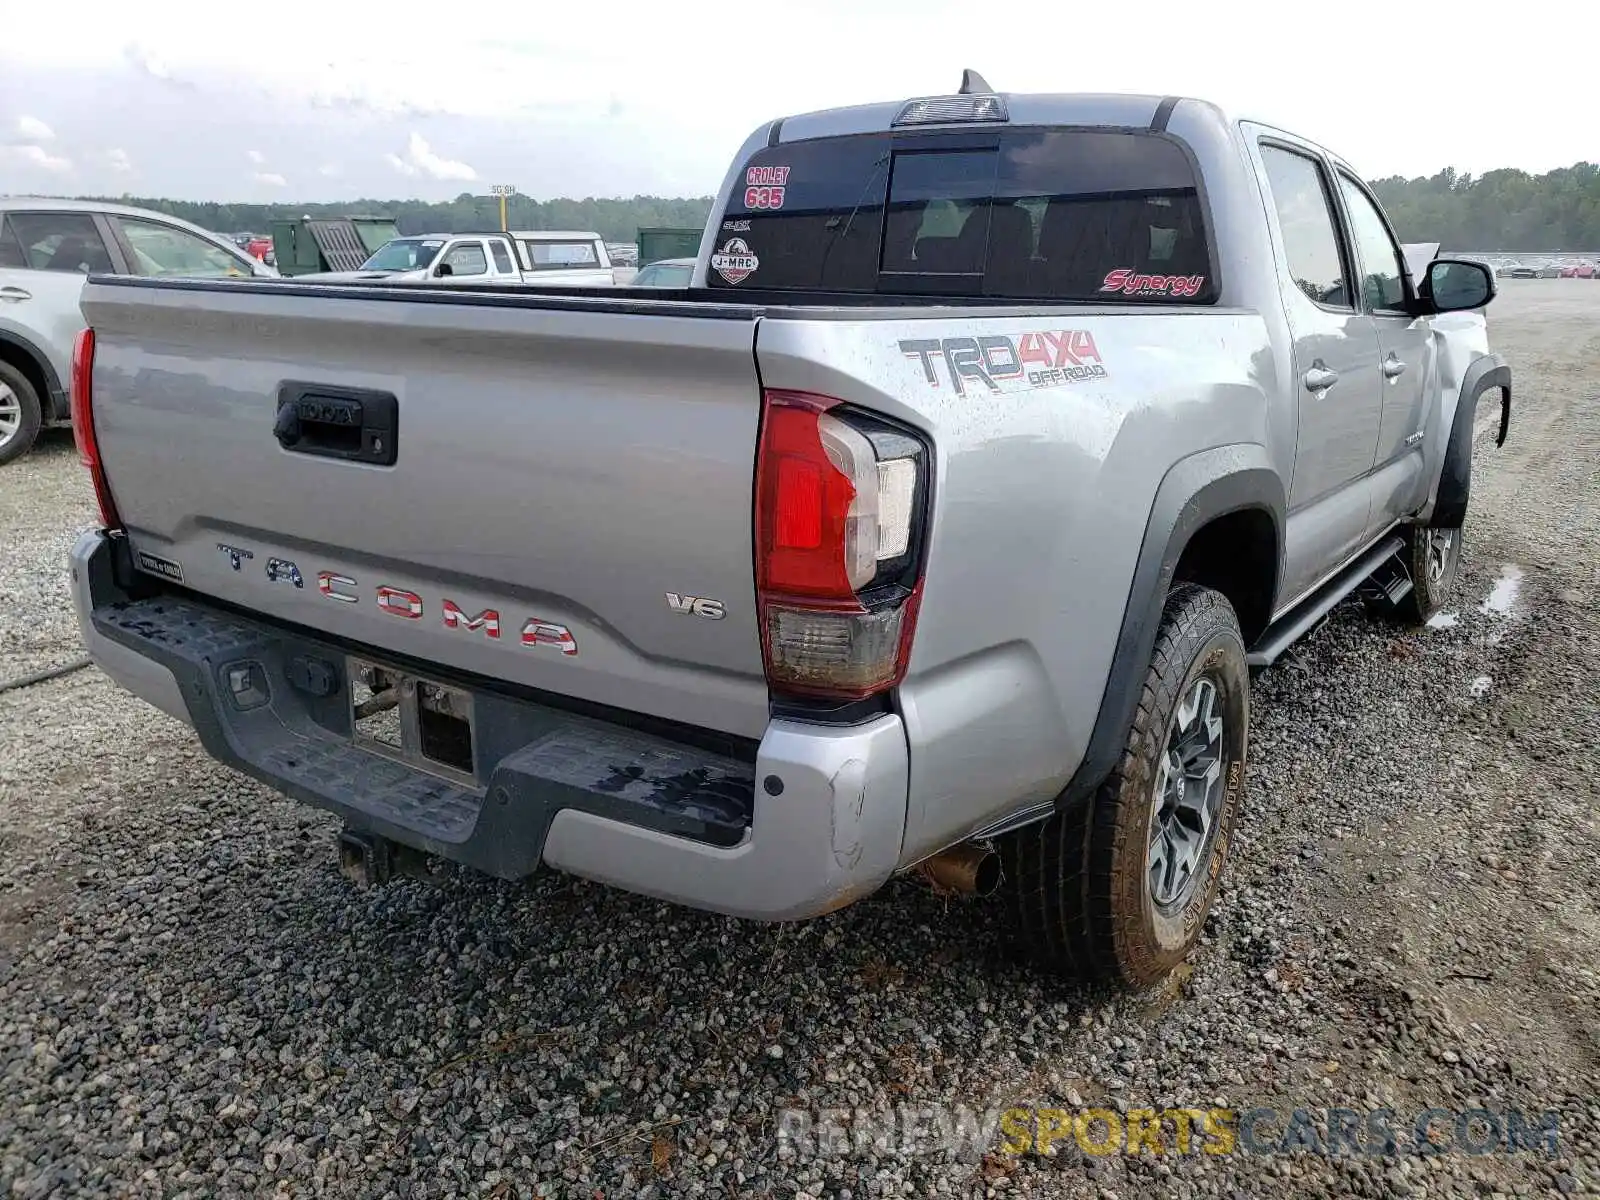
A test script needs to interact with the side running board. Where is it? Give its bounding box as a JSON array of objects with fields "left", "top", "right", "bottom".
[{"left": 1247, "top": 534, "right": 1406, "bottom": 668}]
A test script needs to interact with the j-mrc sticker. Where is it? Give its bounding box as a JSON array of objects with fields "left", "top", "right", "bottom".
[{"left": 711, "top": 238, "right": 759, "bottom": 285}]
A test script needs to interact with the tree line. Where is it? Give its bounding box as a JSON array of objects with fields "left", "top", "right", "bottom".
[
  {"left": 1362, "top": 163, "right": 1598, "bottom": 251},
  {"left": 78, "top": 160, "right": 1600, "bottom": 251},
  {"left": 74, "top": 194, "right": 717, "bottom": 244}
]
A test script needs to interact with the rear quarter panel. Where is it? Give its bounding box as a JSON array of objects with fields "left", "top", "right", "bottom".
[{"left": 755, "top": 307, "right": 1277, "bottom": 861}]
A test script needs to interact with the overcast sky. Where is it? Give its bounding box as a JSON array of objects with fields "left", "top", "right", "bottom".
[{"left": 0, "top": 1, "right": 1582, "bottom": 203}]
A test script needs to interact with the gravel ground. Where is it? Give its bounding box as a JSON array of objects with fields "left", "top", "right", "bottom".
[{"left": 2, "top": 280, "right": 1597, "bottom": 1199}]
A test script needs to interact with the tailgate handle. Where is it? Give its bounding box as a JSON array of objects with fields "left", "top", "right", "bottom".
[{"left": 274, "top": 383, "right": 398, "bottom": 466}]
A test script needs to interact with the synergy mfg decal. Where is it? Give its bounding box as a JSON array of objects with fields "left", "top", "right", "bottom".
[
  {"left": 744, "top": 164, "right": 789, "bottom": 210},
  {"left": 711, "top": 237, "right": 760, "bottom": 284},
  {"left": 722, "top": 219, "right": 752, "bottom": 232},
  {"left": 900, "top": 330, "right": 1108, "bottom": 395},
  {"left": 1099, "top": 269, "right": 1206, "bottom": 298}
]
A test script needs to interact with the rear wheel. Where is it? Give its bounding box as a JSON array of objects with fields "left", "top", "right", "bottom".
[
  {"left": 1393, "top": 523, "right": 1463, "bottom": 624},
  {"left": 1000, "top": 584, "right": 1249, "bottom": 987},
  {"left": 0, "top": 361, "right": 44, "bottom": 467}
]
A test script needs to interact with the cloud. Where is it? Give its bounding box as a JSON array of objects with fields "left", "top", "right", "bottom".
[
  {"left": 246, "top": 149, "right": 266, "bottom": 164},
  {"left": 15, "top": 115, "right": 54, "bottom": 140},
  {"left": 107, "top": 147, "right": 133, "bottom": 173},
  {"left": 125, "top": 43, "right": 178, "bottom": 83},
  {"left": 317, "top": 163, "right": 341, "bottom": 178},
  {"left": 0, "top": 143, "right": 72, "bottom": 173},
  {"left": 387, "top": 132, "right": 477, "bottom": 182},
  {"left": 253, "top": 171, "right": 287, "bottom": 187}
]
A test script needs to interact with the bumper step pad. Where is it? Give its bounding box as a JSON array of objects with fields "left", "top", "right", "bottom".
[{"left": 93, "top": 595, "right": 755, "bottom": 878}]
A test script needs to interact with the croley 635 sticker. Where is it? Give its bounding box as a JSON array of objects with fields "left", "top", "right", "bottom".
[
  {"left": 745, "top": 164, "right": 789, "bottom": 210},
  {"left": 711, "top": 237, "right": 759, "bottom": 285}
]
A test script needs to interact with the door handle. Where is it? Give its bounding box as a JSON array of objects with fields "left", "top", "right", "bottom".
[
  {"left": 1382, "top": 355, "right": 1407, "bottom": 379},
  {"left": 0, "top": 286, "right": 31, "bottom": 301},
  {"left": 1302, "top": 364, "right": 1339, "bottom": 394}
]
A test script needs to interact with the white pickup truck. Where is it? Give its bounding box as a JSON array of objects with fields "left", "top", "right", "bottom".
[{"left": 299, "top": 230, "right": 615, "bottom": 287}]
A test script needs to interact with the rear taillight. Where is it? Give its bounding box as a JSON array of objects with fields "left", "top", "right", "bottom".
[
  {"left": 755, "top": 390, "right": 929, "bottom": 699},
  {"left": 70, "top": 328, "right": 121, "bottom": 530}
]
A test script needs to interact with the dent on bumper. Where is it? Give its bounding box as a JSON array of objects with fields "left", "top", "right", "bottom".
[
  {"left": 70, "top": 529, "right": 910, "bottom": 922},
  {"left": 543, "top": 715, "right": 909, "bottom": 921}
]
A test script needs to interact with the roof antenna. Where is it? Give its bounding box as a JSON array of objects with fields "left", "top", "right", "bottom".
[{"left": 959, "top": 69, "right": 993, "bottom": 95}]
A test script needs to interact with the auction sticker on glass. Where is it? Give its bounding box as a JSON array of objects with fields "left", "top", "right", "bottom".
[{"left": 711, "top": 238, "right": 759, "bottom": 284}]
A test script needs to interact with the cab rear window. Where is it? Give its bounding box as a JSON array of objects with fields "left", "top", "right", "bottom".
[{"left": 707, "top": 128, "right": 1214, "bottom": 303}]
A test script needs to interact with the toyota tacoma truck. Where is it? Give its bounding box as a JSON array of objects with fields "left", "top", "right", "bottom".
[{"left": 68, "top": 78, "right": 1511, "bottom": 987}]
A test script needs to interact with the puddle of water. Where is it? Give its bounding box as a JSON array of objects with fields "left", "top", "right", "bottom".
[
  {"left": 1426, "top": 611, "right": 1460, "bottom": 629},
  {"left": 1470, "top": 675, "right": 1493, "bottom": 698},
  {"left": 1480, "top": 564, "right": 1524, "bottom": 616}
]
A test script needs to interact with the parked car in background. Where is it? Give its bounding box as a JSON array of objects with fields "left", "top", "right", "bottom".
[
  {"left": 1537, "top": 263, "right": 1563, "bottom": 278},
  {"left": 630, "top": 257, "right": 694, "bottom": 287},
  {"left": 1502, "top": 263, "right": 1538, "bottom": 278},
  {"left": 0, "top": 197, "right": 276, "bottom": 464},
  {"left": 294, "top": 231, "right": 615, "bottom": 288},
  {"left": 607, "top": 243, "right": 639, "bottom": 267}
]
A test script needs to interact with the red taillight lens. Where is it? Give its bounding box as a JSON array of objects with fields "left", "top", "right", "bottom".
[
  {"left": 755, "top": 390, "right": 929, "bottom": 700},
  {"left": 70, "top": 328, "right": 121, "bottom": 530}
]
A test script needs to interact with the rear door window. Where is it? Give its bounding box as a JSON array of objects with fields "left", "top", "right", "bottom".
[
  {"left": 5, "top": 212, "right": 116, "bottom": 274},
  {"left": 489, "top": 240, "right": 515, "bottom": 274},
  {"left": 1259, "top": 145, "right": 1353, "bottom": 310},
  {"left": 0, "top": 218, "right": 26, "bottom": 269},
  {"left": 708, "top": 128, "right": 1213, "bottom": 303}
]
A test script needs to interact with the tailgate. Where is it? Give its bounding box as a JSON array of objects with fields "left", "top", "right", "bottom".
[{"left": 82, "top": 280, "right": 771, "bottom": 738}]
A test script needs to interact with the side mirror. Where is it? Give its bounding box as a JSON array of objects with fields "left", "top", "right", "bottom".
[
  {"left": 435, "top": 262, "right": 454, "bottom": 278},
  {"left": 1423, "top": 259, "right": 1494, "bottom": 313}
]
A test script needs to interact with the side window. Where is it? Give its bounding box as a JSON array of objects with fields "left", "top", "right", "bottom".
[
  {"left": 0, "top": 218, "right": 26, "bottom": 269},
  {"left": 489, "top": 241, "right": 514, "bottom": 274},
  {"left": 116, "top": 218, "right": 249, "bottom": 278},
  {"left": 442, "top": 241, "right": 488, "bottom": 276},
  {"left": 1336, "top": 176, "right": 1407, "bottom": 313},
  {"left": 5, "top": 212, "right": 116, "bottom": 274},
  {"left": 1259, "top": 146, "right": 1351, "bottom": 310}
]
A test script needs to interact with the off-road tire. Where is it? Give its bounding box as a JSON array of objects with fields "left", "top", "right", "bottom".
[
  {"left": 1392, "top": 522, "right": 1463, "bottom": 625},
  {"left": 0, "top": 361, "right": 44, "bottom": 467},
  {"left": 1000, "top": 585, "right": 1249, "bottom": 987}
]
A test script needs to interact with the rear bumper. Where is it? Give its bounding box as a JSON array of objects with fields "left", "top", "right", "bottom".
[{"left": 70, "top": 530, "right": 908, "bottom": 920}]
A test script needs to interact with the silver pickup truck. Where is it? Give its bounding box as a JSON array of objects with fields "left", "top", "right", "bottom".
[{"left": 69, "top": 79, "right": 1510, "bottom": 987}]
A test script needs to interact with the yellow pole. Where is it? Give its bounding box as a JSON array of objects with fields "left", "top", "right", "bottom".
[{"left": 499, "top": 192, "right": 507, "bottom": 232}]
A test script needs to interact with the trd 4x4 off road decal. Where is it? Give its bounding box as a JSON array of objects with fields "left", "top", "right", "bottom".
[
  {"left": 1099, "top": 269, "right": 1206, "bottom": 298},
  {"left": 899, "top": 330, "right": 1108, "bottom": 395},
  {"left": 711, "top": 238, "right": 759, "bottom": 284}
]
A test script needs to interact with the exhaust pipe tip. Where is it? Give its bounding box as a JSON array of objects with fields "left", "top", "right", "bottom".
[{"left": 913, "top": 843, "right": 1002, "bottom": 898}]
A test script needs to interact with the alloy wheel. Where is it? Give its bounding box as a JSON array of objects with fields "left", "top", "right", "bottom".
[{"left": 1147, "top": 676, "right": 1228, "bottom": 911}]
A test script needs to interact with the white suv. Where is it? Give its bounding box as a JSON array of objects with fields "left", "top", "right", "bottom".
[{"left": 0, "top": 198, "right": 276, "bottom": 464}]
